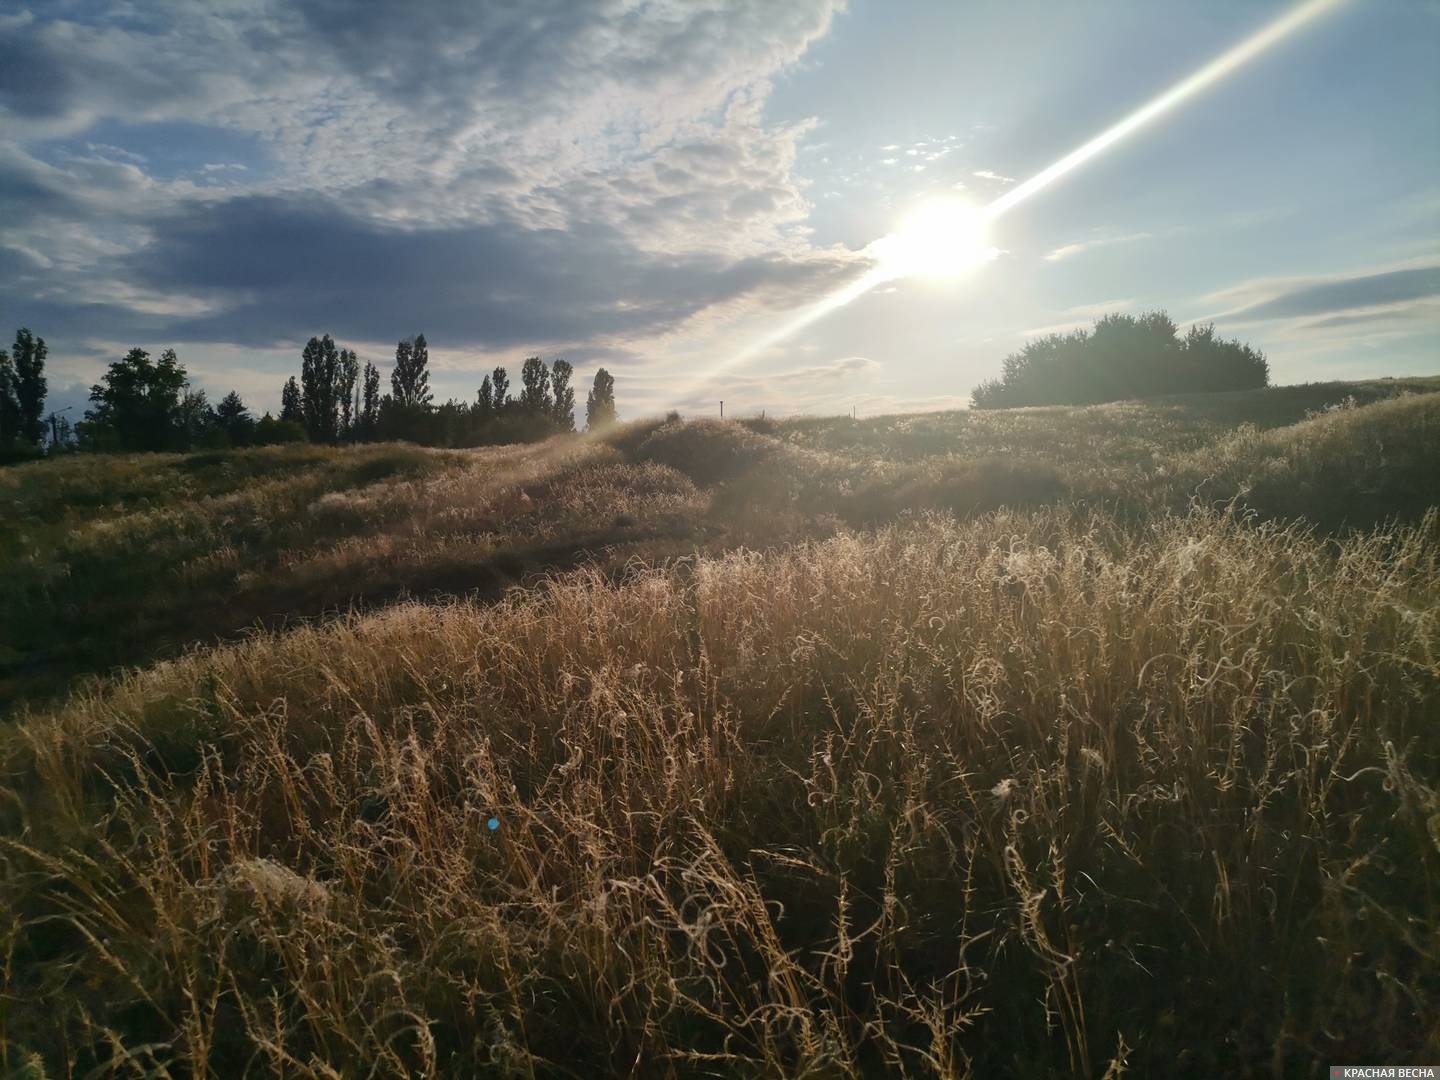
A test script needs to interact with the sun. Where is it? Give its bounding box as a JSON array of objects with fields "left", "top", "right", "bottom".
[{"left": 868, "top": 196, "right": 1000, "bottom": 281}]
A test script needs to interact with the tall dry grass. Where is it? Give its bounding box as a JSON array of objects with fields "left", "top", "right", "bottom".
[
  {"left": 0, "top": 438, "right": 705, "bottom": 711},
  {"left": 3, "top": 506, "right": 1436, "bottom": 1075},
  {"left": 8, "top": 390, "right": 1439, "bottom": 713}
]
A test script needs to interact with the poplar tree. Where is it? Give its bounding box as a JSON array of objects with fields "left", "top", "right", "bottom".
[
  {"left": 0, "top": 347, "right": 17, "bottom": 448},
  {"left": 280, "top": 376, "right": 303, "bottom": 423},
  {"left": 519, "top": 356, "right": 551, "bottom": 415},
  {"left": 585, "top": 367, "right": 617, "bottom": 430},
  {"left": 476, "top": 374, "right": 494, "bottom": 421},
  {"left": 10, "top": 328, "right": 47, "bottom": 446},
  {"left": 300, "top": 334, "right": 342, "bottom": 442},
  {"left": 337, "top": 348, "right": 359, "bottom": 437},
  {"left": 550, "top": 359, "right": 576, "bottom": 432},
  {"left": 360, "top": 361, "right": 380, "bottom": 437},
  {"left": 391, "top": 334, "right": 432, "bottom": 407},
  {"left": 491, "top": 366, "right": 510, "bottom": 411}
]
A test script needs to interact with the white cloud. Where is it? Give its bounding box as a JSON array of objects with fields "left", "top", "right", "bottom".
[
  {"left": 1042, "top": 231, "right": 1154, "bottom": 262},
  {"left": 1019, "top": 299, "right": 1135, "bottom": 337},
  {"left": 0, "top": 0, "right": 869, "bottom": 386}
]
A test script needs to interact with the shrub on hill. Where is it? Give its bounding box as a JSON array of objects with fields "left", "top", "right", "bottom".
[
  {"left": 631, "top": 418, "right": 783, "bottom": 485},
  {"left": 972, "top": 310, "right": 1268, "bottom": 408}
]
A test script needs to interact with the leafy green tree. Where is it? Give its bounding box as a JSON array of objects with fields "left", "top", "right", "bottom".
[
  {"left": 586, "top": 367, "right": 617, "bottom": 431},
  {"left": 391, "top": 334, "right": 432, "bottom": 408},
  {"left": 519, "top": 356, "right": 551, "bottom": 416},
  {"left": 82, "top": 347, "right": 191, "bottom": 451},
  {"left": 550, "top": 359, "right": 576, "bottom": 432},
  {"left": 215, "top": 390, "right": 255, "bottom": 446},
  {"left": 280, "top": 376, "right": 303, "bottom": 423},
  {"left": 9, "top": 329, "right": 47, "bottom": 447}
]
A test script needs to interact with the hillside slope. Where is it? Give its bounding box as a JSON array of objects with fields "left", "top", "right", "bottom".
[
  {"left": 3, "top": 508, "right": 1437, "bottom": 1075},
  {"left": 1, "top": 378, "right": 1438, "bottom": 1074},
  {"left": 3, "top": 380, "right": 1438, "bottom": 714}
]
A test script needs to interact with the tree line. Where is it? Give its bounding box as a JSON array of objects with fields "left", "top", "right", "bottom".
[
  {"left": 0, "top": 326, "right": 619, "bottom": 459},
  {"left": 972, "top": 311, "right": 1268, "bottom": 408},
  {"left": 276, "top": 333, "right": 617, "bottom": 448}
]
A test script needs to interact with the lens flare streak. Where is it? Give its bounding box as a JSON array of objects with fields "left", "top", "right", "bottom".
[{"left": 685, "top": 0, "right": 1345, "bottom": 403}]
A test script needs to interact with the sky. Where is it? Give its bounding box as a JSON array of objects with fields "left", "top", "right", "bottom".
[{"left": 2, "top": 0, "right": 1437, "bottom": 422}]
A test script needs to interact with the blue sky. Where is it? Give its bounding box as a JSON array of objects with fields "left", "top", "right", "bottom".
[{"left": 2, "top": 0, "right": 1436, "bottom": 421}]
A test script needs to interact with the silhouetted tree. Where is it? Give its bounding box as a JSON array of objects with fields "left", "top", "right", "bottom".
[
  {"left": 179, "top": 389, "right": 221, "bottom": 447},
  {"left": 216, "top": 390, "right": 255, "bottom": 446},
  {"left": 1181, "top": 323, "right": 1270, "bottom": 392},
  {"left": 360, "top": 361, "right": 380, "bottom": 438},
  {"left": 82, "top": 347, "right": 190, "bottom": 451},
  {"left": 337, "top": 348, "right": 359, "bottom": 438},
  {"left": 972, "top": 310, "right": 1268, "bottom": 408},
  {"left": 519, "top": 356, "right": 551, "bottom": 416},
  {"left": 550, "top": 359, "right": 576, "bottom": 432},
  {"left": 391, "top": 334, "right": 432, "bottom": 408},
  {"left": 433, "top": 398, "right": 471, "bottom": 446},
  {"left": 280, "top": 376, "right": 303, "bottom": 423},
  {"left": 0, "top": 347, "right": 18, "bottom": 450},
  {"left": 491, "top": 366, "right": 510, "bottom": 411},
  {"left": 254, "top": 413, "right": 307, "bottom": 445},
  {"left": 47, "top": 412, "right": 75, "bottom": 451},
  {"left": 476, "top": 374, "right": 495, "bottom": 423},
  {"left": 586, "top": 367, "right": 617, "bottom": 430},
  {"left": 301, "top": 334, "right": 343, "bottom": 442},
  {"left": 9, "top": 329, "right": 47, "bottom": 447}
]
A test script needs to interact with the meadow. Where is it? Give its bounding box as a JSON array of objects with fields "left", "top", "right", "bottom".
[{"left": 1, "top": 376, "right": 1437, "bottom": 1075}]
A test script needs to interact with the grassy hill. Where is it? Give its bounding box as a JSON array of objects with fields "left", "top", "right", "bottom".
[
  {"left": 4, "top": 376, "right": 1435, "bottom": 713},
  {"left": 1, "top": 377, "right": 1437, "bottom": 1075}
]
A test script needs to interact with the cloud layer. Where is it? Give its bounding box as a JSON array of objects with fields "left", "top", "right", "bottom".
[{"left": 0, "top": 0, "right": 862, "bottom": 380}]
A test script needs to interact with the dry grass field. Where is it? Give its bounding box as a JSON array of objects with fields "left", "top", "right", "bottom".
[{"left": 1, "top": 378, "right": 1438, "bottom": 1075}]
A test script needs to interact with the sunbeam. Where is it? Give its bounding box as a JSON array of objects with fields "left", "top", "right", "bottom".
[{"left": 679, "top": 0, "right": 1346, "bottom": 408}]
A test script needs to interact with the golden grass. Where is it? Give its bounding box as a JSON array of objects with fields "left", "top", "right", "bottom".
[
  {"left": 9, "top": 390, "right": 1439, "bottom": 713},
  {"left": 3, "top": 506, "right": 1436, "bottom": 1075},
  {"left": 0, "top": 438, "right": 706, "bottom": 710}
]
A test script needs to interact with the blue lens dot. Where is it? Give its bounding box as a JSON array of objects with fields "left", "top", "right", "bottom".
[{"left": 487, "top": 817, "right": 500, "bottom": 831}]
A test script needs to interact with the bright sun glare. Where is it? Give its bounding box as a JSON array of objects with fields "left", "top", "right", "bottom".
[
  {"left": 681, "top": 0, "right": 1345, "bottom": 401},
  {"left": 868, "top": 197, "right": 999, "bottom": 281}
]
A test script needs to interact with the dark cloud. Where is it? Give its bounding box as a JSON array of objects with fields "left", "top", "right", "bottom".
[
  {"left": 5, "top": 193, "right": 863, "bottom": 351},
  {"left": 0, "top": 9, "right": 245, "bottom": 137},
  {"left": 0, "top": 153, "right": 76, "bottom": 218},
  {"left": 1234, "top": 265, "right": 1440, "bottom": 321},
  {"left": 0, "top": 30, "right": 77, "bottom": 120},
  {"left": 0, "top": 0, "right": 852, "bottom": 376}
]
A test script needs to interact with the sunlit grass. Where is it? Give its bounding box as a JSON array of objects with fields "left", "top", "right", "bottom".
[
  {"left": 2, "top": 506, "right": 1435, "bottom": 1074},
  {"left": 3, "top": 381, "right": 1437, "bottom": 713},
  {"left": 0, "top": 380, "right": 1437, "bottom": 1074}
]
